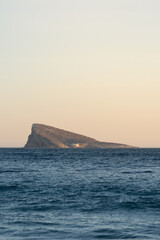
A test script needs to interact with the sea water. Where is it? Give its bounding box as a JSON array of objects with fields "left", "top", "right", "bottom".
[{"left": 0, "top": 148, "right": 160, "bottom": 240}]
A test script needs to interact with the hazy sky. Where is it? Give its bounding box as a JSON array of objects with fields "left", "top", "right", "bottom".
[{"left": 0, "top": 0, "right": 160, "bottom": 147}]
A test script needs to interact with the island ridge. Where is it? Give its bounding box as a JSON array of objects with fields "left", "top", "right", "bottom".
[{"left": 24, "top": 123, "right": 133, "bottom": 149}]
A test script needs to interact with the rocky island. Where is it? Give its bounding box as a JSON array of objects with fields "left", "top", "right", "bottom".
[{"left": 24, "top": 123, "right": 133, "bottom": 149}]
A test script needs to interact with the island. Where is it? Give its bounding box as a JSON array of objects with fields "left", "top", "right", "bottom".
[{"left": 24, "top": 123, "right": 133, "bottom": 149}]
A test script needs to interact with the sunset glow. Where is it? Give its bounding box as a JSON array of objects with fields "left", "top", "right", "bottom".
[{"left": 1, "top": 0, "right": 160, "bottom": 147}]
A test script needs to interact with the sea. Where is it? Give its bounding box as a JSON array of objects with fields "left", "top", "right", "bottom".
[{"left": 0, "top": 148, "right": 160, "bottom": 240}]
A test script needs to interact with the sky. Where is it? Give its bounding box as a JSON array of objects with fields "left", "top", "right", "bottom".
[{"left": 0, "top": 0, "right": 160, "bottom": 148}]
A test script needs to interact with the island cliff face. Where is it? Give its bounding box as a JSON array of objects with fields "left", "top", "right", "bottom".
[{"left": 24, "top": 123, "right": 133, "bottom": 149}]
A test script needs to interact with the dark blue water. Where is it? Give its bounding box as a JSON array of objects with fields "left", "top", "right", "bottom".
[{"left": 0, "top": 148, "right": 160, "bottom": 240}]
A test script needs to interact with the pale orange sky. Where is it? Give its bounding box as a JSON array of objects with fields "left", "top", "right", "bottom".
[{"left": 0, "top": 0, "right": 160, "bottom": 147}]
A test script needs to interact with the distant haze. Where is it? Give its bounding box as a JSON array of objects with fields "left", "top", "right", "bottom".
[{"left": 0, "top": 0, "right": 160, "bottom": 148}]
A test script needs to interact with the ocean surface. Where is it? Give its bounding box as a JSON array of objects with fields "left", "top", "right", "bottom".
[{"left": 0, "top": 148, "right": 160, "bottom": 240}]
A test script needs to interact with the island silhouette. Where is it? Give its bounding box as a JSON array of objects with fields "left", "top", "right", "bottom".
[{"left": 24, "top": 123, "right": 133, "bottom": 148}]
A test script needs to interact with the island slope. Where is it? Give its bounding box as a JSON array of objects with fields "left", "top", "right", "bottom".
[{"left": 24, "top": 123, "right": 133, "bottom": 148}]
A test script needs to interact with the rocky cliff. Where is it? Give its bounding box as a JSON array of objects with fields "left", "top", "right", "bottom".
[{"left": 24, "top": 123, "right": 133, "bottom": 148}]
